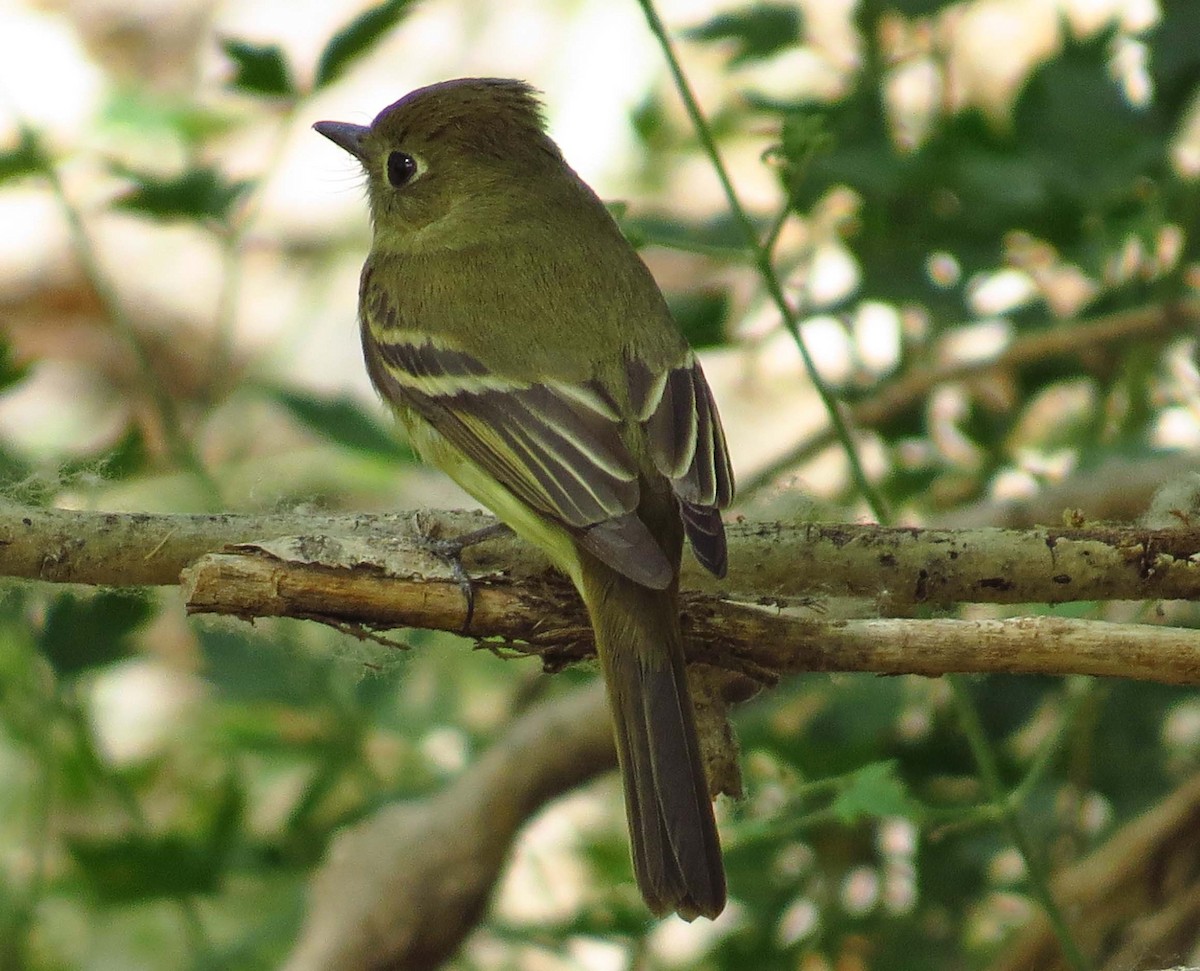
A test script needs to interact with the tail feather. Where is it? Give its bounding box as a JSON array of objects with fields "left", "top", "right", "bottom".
[{"left": 580, "top": 554, "right": 726, "bottom": 920}]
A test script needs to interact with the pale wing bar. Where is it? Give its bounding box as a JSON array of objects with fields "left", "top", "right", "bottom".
[
  {"left": 629, "top": 355, "right": 734, "bottom": 578},
  {"left": 370, "top": 336, "right": 675, "bottom": 588}
]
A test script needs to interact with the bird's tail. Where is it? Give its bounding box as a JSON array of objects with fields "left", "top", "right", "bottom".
[{"left": 578, "top": 555, "right": 726, "bottom": 921}]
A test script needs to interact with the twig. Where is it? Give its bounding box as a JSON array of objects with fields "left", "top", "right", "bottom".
[
  {"left": 18, "top": 124, "right": 222, "bottom": 507},
  {"left": 741, "top": 300, "right": 1199, "bottom": 498},
  {"left": 949, "top": 677, "right": 1090, "bottom": 971}
]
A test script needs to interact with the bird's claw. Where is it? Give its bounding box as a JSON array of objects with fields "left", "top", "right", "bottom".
[{"left": 411, "top": 519, "right": 511, "bottom": 633}]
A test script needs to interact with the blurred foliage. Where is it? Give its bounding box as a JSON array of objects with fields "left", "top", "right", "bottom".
[
  {"left": 0, "top": 0, "right": 1199, "bottom": 970},
  {"left": 112, "top": 163, "right": 251, "bottom": 222},
  {"left": 682, "top": 3, "right": 804, "bottom": 65},
  {"left": 261, "top": 385, "right": 417, "bottom": 463},
  {"left": 313, "top": 0, "right": 422, "bottom": 90},
  {"left": 220, "top": 38, "right": 295, "bottom": 98}
]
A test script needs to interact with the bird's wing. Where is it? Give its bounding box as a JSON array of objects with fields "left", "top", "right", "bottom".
[
  {"left": 365, "top": 328, "right": 680, "bottom": 588},
  {"left": 629, "top": 355, "right": 735, "bottom": 577}
]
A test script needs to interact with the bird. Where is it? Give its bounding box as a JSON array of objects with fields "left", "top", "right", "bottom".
[{"left": 314, "top": 77, "right": 734, "bottom": 920}]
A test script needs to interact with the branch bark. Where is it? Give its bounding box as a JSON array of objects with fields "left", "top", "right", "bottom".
[
  {"left": 7, "top": 502, "right": 1200, "bottom": 684},
  {"left": 8, "top": 502, "right": 1200, "bottom": 603},
  {"left": 282, "top": 682, "right": 615, "bottom": 971}
]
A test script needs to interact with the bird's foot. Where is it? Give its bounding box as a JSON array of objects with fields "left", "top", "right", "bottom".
[{"left": 411, "top": 517, "right": 512, "bottom": 632}]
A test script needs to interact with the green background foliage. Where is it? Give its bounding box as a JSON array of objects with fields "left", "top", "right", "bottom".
[{"left": 0, "top": 0, "right": 1198, "bottom": 969}]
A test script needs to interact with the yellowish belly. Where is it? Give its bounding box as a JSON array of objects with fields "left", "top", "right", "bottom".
[{"left": 397, "top": 406, "right": 583, "bottom": 589}]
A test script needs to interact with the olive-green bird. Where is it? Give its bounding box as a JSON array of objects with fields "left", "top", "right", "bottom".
[{"left": 315, "top": 78, "right": 734, "bottom": 920}]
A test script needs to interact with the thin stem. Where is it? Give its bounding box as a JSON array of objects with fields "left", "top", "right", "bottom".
[
  {"left": 761, "top": 197, "right": 793, "bottom": 259},
  {"left": 58, "top": 686, "right": 215, "bottom": 958},
  {"left": 1011, "top": 677, "right": 1095, "bottom": 806},
  {"left": 948, "top": 676, "right": 1090, "bottom": 971},
  {"left": 22, "top": 123, "right": 222, "bottom": 508},
  {"left": 206, "top": 101, "right": 300, "bottom": 393},
  {"left": 634, "top": 0, "right": 888, "bottom": 522}
]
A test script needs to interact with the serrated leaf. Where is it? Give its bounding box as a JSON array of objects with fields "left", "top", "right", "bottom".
[
  {"left": 314, "top": 0, "right": 421, "bottom": 90},
  {"left": 830, "top": 761, "right": 920, "bottom": 823},
  {"left": 685, "top": 4, "right": 803, "bottom": 64},
  {"left": 38, "top": 590, "right": 154, "bottom": 677},
  {"left": 221, "top": 37, "right": 295, "bottom": 97},
  {"left": 0, "top": 129, "right": 46, "bottom": 184},
  {"left": 265, "top": 385, "right": 413, "bottom": 461},
  {"left": 111, "top": 163, "right": 250, "bottom": 222}
]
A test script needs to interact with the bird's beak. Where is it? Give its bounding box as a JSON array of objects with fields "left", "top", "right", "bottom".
[{"left": 313, "top": 120, "right": 370, "bottom": 161}]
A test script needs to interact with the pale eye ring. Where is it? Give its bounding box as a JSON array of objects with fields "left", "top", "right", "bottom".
[{"left": 387, "top": 151, "right": 418, "bottom": 188}]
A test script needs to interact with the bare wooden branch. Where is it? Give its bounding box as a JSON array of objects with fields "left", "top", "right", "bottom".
[
  {"left": 180, "top": 550, "right": 1200, "bottom": 684},
  {"left": 988, "top": 772, "right": 1200, "bottom": 971},
  {"left": 6, "top": 501, "right": 1200, "bottom": 684},
  {"left": 283, "top": 682, "right": 616, "bottom": 971},
  {"left": 739, "top": 300, "right": 1200, "bottom": 498},
  {"left": 7, "top": 502, "right": 1200, "bottom": 607}
]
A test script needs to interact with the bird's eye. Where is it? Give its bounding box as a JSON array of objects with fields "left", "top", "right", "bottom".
[{"left": 386, "top": 151, "right": 418, "bottom": 188}]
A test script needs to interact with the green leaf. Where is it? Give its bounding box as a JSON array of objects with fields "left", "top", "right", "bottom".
[
  {"left": 775, "top": 111, "right": 832, "bottom": 181},
  {"left": 69, "top": 833, "right": 221, "bottom": 901},
  {"left": 221, "top": 37, "right": 295, "bottom": 97},
  {"left": 199, "top": 629, "right": 316, "bottom": 708},
  {"left": 830, "top": 761, "right": 920, "bottom": 823},
  {"left": 314, "top": 0, "right": 421, "bottom": 90},
  {"left": 667, "top": 290, "right": 731, "bottom": 349},
  {"left": 0, "top": 340, "right": 30, "bottom": 393},
  {"left": 68, "top": 772, "right": 243, "bottom": 903},
  {"left": 1151, "top": 1, "right": 1200, "bottom": 114},
  {"left": 265, "top": 385, "right": 413, "bottom": 462},
  {"left": 1010, "top": 30, "right": 1168, "bottom": 218},
  {"left": 38, "top": 590, "right": 154, "bottom": 677},
  {"left": 877, "top": 0, "right": 960, "bottom": 14},
  {"left": 0, "top": 128, "right": 46, "bottom": 184},
  {"left": 618, "top": 212, "right": 750, "bottom": 259},
  {"left": 54, "top": 427, "right": 150, "bottom": 486},
  {"left": 685, "top": 4, "right": 803, "bottom": 64},
  {"left": 100, "top": 90, "right": 237, "bottom": 145},
  {"left": 111, "top": 163, "right": 250, "bottom": 222},
  {"left": 97, "top": 426, "right": 149, "bottom": 480}
]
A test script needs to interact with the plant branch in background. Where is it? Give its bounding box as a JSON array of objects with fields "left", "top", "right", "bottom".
[
  {"left": 18, "top": 125, "right": 223, "bottom": 507},
  {"left": 740, "top": 299, "right": 1200, "bottom": 499}
]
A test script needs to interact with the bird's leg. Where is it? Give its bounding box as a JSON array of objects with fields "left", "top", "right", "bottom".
[{"left": 410, "top": 516, "right": 512, "bottom": 631}]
